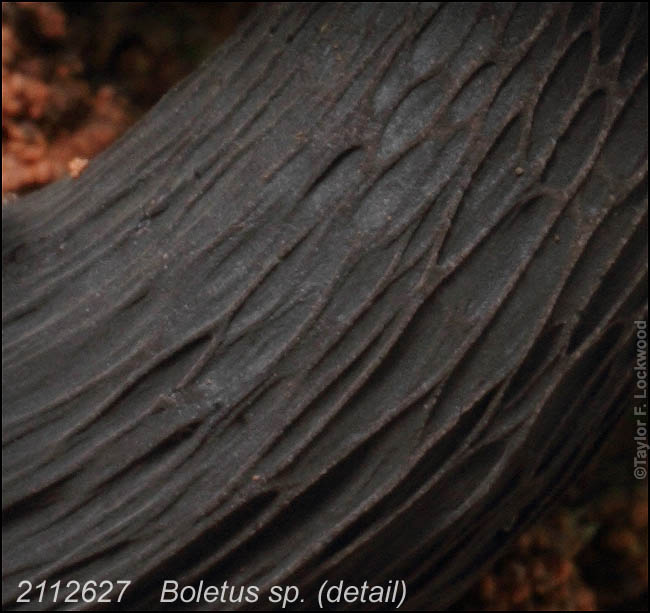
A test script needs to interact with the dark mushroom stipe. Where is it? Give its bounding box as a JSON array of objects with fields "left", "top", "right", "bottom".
[{"left": 2, "top": 3, "right": 647, "bottom": 610}]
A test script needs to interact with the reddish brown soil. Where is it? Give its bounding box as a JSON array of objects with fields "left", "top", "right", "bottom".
[
  {"left": 2, "top": 2, "right": 133, "bottom": 192},
  {"left": 2, "top": 2, "right": 250, "bottom": 194}
]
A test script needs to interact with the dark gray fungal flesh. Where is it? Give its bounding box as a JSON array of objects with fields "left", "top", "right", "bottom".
[{"left": 2, "top": 3, "right": 647, "bottom": 610}]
